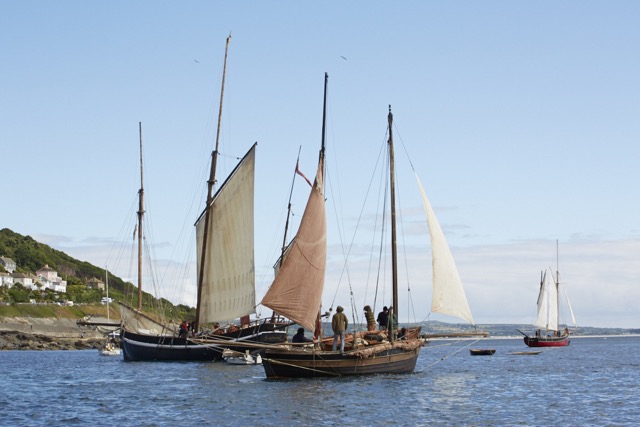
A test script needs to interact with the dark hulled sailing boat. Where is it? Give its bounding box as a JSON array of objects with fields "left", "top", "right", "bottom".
[
  {"left": 120, "top": 36, "right": 287, "bottom": 362},
  {"left": 259, "top": 75, "right": 475, "bottom": 378}
]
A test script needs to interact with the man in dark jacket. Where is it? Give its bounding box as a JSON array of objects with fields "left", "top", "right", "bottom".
[
  {"left": 292, "top": 327, "right": 312, "bottom": 343},
  {"left": 377, "top": 306, "right": 388, "bottom": 331}
]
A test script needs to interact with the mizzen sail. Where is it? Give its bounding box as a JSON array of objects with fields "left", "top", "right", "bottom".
[
  {"left": 415, "top": 173, "right": 474, "bottom": 325},
  {"left": 195, "top": 143, "right": 256, "bottom": 324}
]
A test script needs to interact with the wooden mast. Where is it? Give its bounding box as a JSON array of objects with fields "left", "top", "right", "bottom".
[
  {"left": 195, "top": 33, "right": 231, "bottom": 331},
  {"left": 280, "top": 145, "right": 303, "bottom": 269},
  {"left": 388, "top": 106, "right": 398, "bottom": 340},
  {"left": 320, "top": 73, "right": 327, "bottom": 161},
  {"left": 137, "top": 121, "right": 144, "bottom": 311}
]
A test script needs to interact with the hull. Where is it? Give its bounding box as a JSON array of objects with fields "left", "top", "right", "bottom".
[
  {"left": 261, "top": 339, "right": 423, "bottom": 378},
  {"left": 469, "top": 349, "right": 495, "bottom": 356},
  {"left": 121, "top": 322, "right": 288, "bottom": 361},
  {"left": 523, "top": 335, "right": 570, "bottom": 347},
  {"left": 100, "top": 348, "right": 121, "bottom": 356}
]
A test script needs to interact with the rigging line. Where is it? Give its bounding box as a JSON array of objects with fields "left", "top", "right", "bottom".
[
  {"left": 374, "top": 144, "right": 391, "bottom": 309},
  {"left": 391, "top": 116, "right": 418, "bottom": 174},
  {"left": 325, "top": 135, "right": 385, "bottom": 310},
  {"left": 141, "top": 215, "right": 167, "bottom": 316},
  {"left": 425, "top": 338, "right": 481, "bottom": 368},
  {"left": 323, "top": 88, "right": 360, "bottom": 314},
  {"left": 396, "top": 182, "right": 418, "bottom": 325},
  {"left": 326, "top": 166, "right": 361, "bottom": 318},
  {"left": 369, "top": 135, "right": 388, "bottom": 312}
]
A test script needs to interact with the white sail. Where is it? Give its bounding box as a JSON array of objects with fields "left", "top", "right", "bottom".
[
  {"left": 547, "top": 269, "right": 559, "bottom": 331},
  {"left": 563, "top": 287, "right": 577, "bottom": 327},
  {"left": 195, "top": 144, "right": 256, "bottom": 324},
  {"left": 415, "top": 173, "right": 474, "bottom": 325},
  {"left": 119, "top": 302, "right": 176, "bottom": 335},
  {"left": 533, "top": 271, "right": 549, "bottom": 330}
]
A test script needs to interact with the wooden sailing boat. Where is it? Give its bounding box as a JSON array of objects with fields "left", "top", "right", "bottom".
[
  {"left": 520, "top": 242, "right": 576, "bottom": 347},
  {"left": 259, "top": 75, "right": 475, "bottom": 378},
  {"left": 119, "top": 36, "right": 287, "bottom": 361}
]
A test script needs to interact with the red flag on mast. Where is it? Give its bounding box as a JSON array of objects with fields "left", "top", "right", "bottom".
[{"left": 295, "top": 160, "right": 313, "bottom": 187}]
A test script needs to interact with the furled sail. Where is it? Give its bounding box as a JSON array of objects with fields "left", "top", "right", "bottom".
[
  {"left": 415, "top": 173, "right": 475, "bottom": 325},
  {"left": 261, "top": 157, "right": 326, "bottom": 332},
  {"left": 119, "top": 302, "right": 176, "bottom": 335},
  {"left": 195, "top": 144, "right": 256, "bottom": 324}
]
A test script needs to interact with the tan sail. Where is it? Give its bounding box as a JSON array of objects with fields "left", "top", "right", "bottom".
[
  {"left": 415, "top": 173, "right": 475, "bottom": 325},
  {"left": 261, "top": 157, "right": 326, "bottom": 332},
  {"left": 195, "top": 144, "right": 257, "bottom": 324}
]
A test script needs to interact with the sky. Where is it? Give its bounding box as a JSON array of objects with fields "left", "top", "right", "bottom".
[{"left": 2, "top": 1, "right": 638, "bottom": 328}]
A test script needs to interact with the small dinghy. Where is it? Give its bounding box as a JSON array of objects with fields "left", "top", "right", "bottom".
[
  {"left": 222, "top": 349, "right": 262, "bottom": 365},
  {"left": 469, "top": 348, "right": 496, "bottom": 356}
]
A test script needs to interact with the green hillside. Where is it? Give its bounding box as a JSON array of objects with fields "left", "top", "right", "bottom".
[{"left": 0, "top": 228, "right": 194, "bottom": 321}]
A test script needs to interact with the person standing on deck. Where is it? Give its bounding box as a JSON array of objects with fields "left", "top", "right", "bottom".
[
  {"left": 377, "top": 306, "right": 389, "bottom": 331},
  {"left": 332, "top": 306, "right": 348, "bottom": 353}
]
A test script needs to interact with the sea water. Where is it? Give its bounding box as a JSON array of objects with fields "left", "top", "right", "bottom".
[{"left": 0, "top": 336, "right": 638, "bottom": 426}]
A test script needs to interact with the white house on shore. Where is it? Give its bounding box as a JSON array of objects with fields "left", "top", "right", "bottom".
[
  {"left": 1, "top": 256, "right": 16, "bottom": 273},
  {"left": 35, "top": 264, "right": 67, "bottom": 293},
  {"left": 0, "top": 272, "right": 14, "bottom": 287},
  {"left": 12, "top": 272, "right": 36, "bottom": 289},
  {"left": 1, "top": 259, "right": 70, "bottom": 293}
]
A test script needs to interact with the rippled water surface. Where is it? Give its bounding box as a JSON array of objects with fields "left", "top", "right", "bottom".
[{"left": 1, "top": 336, "right": 638, "bottom": 426}]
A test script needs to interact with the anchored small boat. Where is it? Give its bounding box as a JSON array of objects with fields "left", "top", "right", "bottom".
[
  {"left": 222, "top": 349, "right": 262, "bottom": 365},
  {"left": 469, "top": 349, "right": 496, "bottom": 356}
]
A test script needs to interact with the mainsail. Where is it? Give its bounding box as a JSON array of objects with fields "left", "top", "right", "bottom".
[
  {"left": 534, "top": 268, "right": 559, "bottom": 331},
  {"left": 261, "top": 156, "right": 326, "bottom": 332},
  {"left": 415, "top": 173, "right": 475, "bottom": 325},
  {"left": 195, "top": 143, "right": 257, "bottom": 324}
]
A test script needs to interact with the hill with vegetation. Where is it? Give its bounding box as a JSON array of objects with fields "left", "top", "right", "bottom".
[{"left": 0, "top": 228, "right": 194, "bottom": 321}]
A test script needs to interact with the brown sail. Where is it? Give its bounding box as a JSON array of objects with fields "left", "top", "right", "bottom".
[{"left": 261, "top": 156, "right": 326, "bottom": 332}]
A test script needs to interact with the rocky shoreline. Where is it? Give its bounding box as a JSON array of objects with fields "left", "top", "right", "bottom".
[
  {"left": 0, "top": 316, "right": 111, "bottom": 351},
  {"left": 0, "top": 330, "right": 103, "bottom": 350}
]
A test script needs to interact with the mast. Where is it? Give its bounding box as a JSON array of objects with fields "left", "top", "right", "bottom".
[
  {"left": 279, "top": 145, "right": 303, "bottom": 269},
  {"left": 321, "top": 73, "right": 327, "bottom": 160},
  {"left": 315, "top": 72, "right": 328, "bottom": 332},
  {"left": 555, "top": 239, "right": 560, "bottom": 331},
  {"left": 105, "top": 266, "right": 110, "bottom": 322},
  {"left": 388, "top": 106, "right": 399, "bottom": 326},
  {"left": 195, "top": 33, "right": 231, "bottom": 331},
  {"left": 137, "top": 122, "right": 144, "bottom": 311}
]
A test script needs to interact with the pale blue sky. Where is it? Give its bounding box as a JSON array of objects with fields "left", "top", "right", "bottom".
[{"left": 2, "top": 2, "right": 638, "bottom": 328}]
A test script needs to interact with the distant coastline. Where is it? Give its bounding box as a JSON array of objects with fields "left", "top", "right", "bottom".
[{"left": 1, "top": 311, "right": 637, "bottom": 351}]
